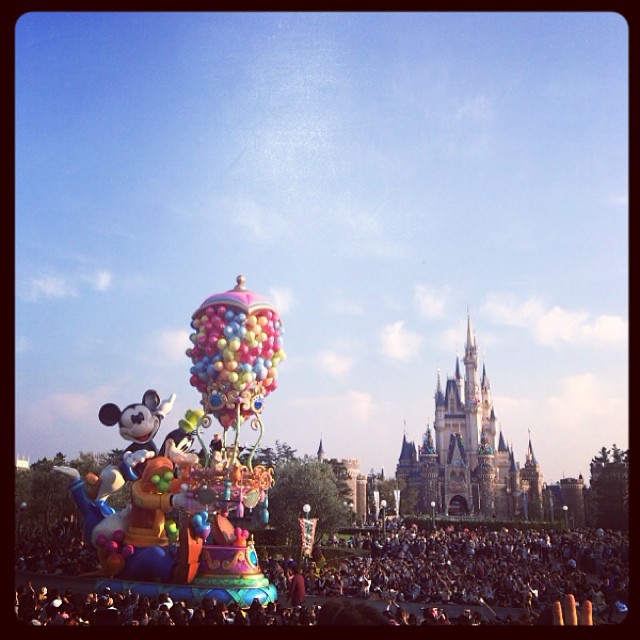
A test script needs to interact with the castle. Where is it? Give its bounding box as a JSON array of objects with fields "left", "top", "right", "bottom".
[{"left": 395, "top": 313, "right": 547, "bottom": 520}]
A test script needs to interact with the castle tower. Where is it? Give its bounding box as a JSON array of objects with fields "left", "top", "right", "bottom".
[
  {"left": 519, "top": 432, "right": 544, "bottom": 520},
  {"left": 355, "top": 473, "right": 367, "bottom": 524},
  {"left": 476, "top": 429, "right": 496, "bottom": 516},
  {"left": 396, "top": 428, "right": 417, "bottom": 487},
  {"left": 463, "top": 311, "right": 482, "bottom": 459},
  {"left": 419, "top": 424, "right": 440, "bottom": 512},
  {"left": 317, "top": 438, "right": 325, "bottom": 462},
  {"left": 560, "top": 476, "right": 586, "bottom": 528}
]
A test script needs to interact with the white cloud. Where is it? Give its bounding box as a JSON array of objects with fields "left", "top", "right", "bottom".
[
  {"left": 546, "top": 373, "right": 627, "bottom": 428},
  {"left": 344, "top": 390, "right": 375, "bottom": 422},
  {"left": 414, "top": 283, "right": 447, "bottom": 318},
  {"left": 316, "top": 350, "right": 355, "bottom": 381},
  {"left": 220, "top": 195, "right": 290, "bottom": 242},
  {"left": 23, "top": 387, "right": 112, "bottom": 430},
  {"left": 483, "top": 295, "right": 627, "bottom": 347},
  {"left": 23, "top": 274, "right": 77, "bottom": 301},
  {"left": 482, "top": 295, "right": 546, "bottom": 328},
  {"left": 19, "top": 268, "right": 113, "bottom": 302},
  {"left": 380, "top": 320, "right": 423, "bottom": 362},
  {"left": 535, "top": 307, "right": 627, "bottom": 346},
  {"left": 145, "top": 329, "right": 192, "bottom": 366},
  {"left": 269, "top": 286, "right": 294, "bottom": 316},
  {"left": 87, "top": 270, "right": 112, "bottom": 291}
]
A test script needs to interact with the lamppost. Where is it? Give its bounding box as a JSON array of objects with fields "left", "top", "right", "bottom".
[
  {"left": 380, "top": 499, "right": 387, "bottom": 540},
  {"left": 301, "top": 504, "right": 311, "bottom": 568},
  {"left": 16, "top": 502, "right": 27, "bottom": 537},
  {"left": 506, "top": 487, "right": 511, "bottom": 519},
  {"left": 430, "top": 501, "right": 436, "bottom": 530},
  {"left": 562, "top": 505, "right": 569, "bottom": 529}
]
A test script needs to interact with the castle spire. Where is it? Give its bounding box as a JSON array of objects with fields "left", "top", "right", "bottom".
[
  {"left": 466, "top": 306, "right": 476, "bottom": 350},
  {"left": 317, "top": 437, "right": 325, "bottom": 461},
  {"left": 527, "top": 428, "right": 538, "bottom": 465}
]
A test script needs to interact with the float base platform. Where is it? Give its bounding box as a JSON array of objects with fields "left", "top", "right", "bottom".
[{"left": 94, "top": 575, "right": 278, "bottom": 608}]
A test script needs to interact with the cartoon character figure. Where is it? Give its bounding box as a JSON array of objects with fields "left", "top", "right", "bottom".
[
  {"left": 117, "top": 455, "right": 207, "bottom": 582},
  {"left": 92, "top": 389, "right": 176, "bottom": 515}
]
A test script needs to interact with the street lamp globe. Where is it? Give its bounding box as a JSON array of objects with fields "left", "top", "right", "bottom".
[
  {"left": 430, "top": 501, "right": 436, "bottom": 508},
  {"left": 302, "top": 504, "right": 311, "bottom": 516},
  {"left": 380, "top": 499, "right": 387, "bottom": 509}
]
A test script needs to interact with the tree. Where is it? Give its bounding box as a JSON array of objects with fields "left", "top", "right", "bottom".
[
  {"left": 267, "top": 457, "right": 353, "bottom": 546},
  {"left": 401, "top": 486, "right": 419, "bottom": 515},
  {"left": 19, "top": 455, "right": 77, "bottom": 537},
  {"left": 590, "top": 444, "right": 629, "bottom": 531}
]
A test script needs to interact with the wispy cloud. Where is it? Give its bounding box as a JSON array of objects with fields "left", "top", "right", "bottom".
[
  {"left": 22, "top": 274, "right": 77, "bottom": 301},
  {"left": 143, "top": 329, "right": 191, "bottom": 366},
  {"left": 414, "top": 283, "right": 448, "bottom": 318},
  {"left": 23, "top": 387, "right": 112, "bottom": 430},
  {"left": 535, "top": 308, "right": 627, "bottom": 346},
  {"left": 269, "top": 286, "right": 294, "bottom": 316},
  {"left": 220, "top": 195, "right": 290, "bottom": 242},
  {"left": 19, "top": 268, "right": 114, "bottom": 302},
  {"left": 316, "top": 350, "right": 355, "bottom": 381},
  {"left": 85, "top": 270, "right": 112, "bottom": 291},
  {"left": 482, "top": 295, "right": 627, "bottom": 347},
  {"left": 546, "top": 372, "right": 626, "bottom": 429},
  {"left": 380, "top": 320, "right": 423, "bottom": 362}
]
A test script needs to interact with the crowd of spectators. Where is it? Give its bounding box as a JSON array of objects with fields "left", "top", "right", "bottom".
[{"left": 15, "top": 518, "right": 629, "bottom": 625}]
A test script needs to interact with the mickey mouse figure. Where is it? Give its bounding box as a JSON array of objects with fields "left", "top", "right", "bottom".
[{"left": 90, "top": 389, "right": 177, "bottom": 516}]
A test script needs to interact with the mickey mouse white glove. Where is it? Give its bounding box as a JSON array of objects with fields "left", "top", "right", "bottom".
[{"left": 123, "top": 448, "right": 156, "bottom": 470}]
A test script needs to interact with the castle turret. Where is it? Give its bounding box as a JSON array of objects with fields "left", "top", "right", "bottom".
[
  {"left": 476, "top": 429, "right": 496, "bottom": 516},
  {"left": 520, "top": 431, "right": 544, "bottom": 520},
  {"left": 560, "top": 476, "right": 586, "bottom": 528},
  {"left": 463, "top": 311, "right": 481, "bottom": 458},
  {"left": 419, "top": 424, "right": 440, "bottom": 512}
]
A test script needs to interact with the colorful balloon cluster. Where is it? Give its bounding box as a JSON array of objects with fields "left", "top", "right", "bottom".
[
  {"left": 96, "top": 529, "right": 134, "bottom": 576},
  {"left": 186, "top": 277, "right": 286, "bottom": 429},
  {"left": 191, "top": 511, "right": 211, "bottom": 540}
]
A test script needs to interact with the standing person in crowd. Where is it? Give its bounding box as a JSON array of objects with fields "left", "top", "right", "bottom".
[
  {"left": 288, "top": 565, "right": 307, "bottom": 607},
  {"left": 90, "top": 594, "right": 121, "bottom": 625}
]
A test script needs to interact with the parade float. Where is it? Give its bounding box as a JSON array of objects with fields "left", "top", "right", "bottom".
[{"left": 56, "top": 275, "right": 286, "bottom": 606}]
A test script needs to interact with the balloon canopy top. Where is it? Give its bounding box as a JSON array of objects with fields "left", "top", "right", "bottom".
[{"left": 192, "top": 275, "right": 276, "bottom": 318}]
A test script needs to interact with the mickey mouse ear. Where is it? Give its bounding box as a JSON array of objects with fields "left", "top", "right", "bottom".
[
  {"left": 142, "top": 389, "right": 161, "bottom": 410},
  {"left": 98, "top": 403, "right": 121, "bottom": 426}
]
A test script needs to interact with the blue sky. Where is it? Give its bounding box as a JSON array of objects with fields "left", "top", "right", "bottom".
[{"left": 15, "top": 12, "right": 628, "bottom": 486}]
